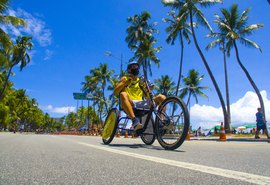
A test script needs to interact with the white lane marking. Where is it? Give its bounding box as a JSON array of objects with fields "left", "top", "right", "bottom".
[{"left": 78, "top": 142, "right": 270, "bottom": 185}]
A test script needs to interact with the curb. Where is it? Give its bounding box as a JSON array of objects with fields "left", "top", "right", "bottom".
[{"left": 190, "top": 137, "right": 270, "bottom": 142}]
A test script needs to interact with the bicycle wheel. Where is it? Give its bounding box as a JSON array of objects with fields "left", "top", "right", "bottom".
[
  {"left": 155, "top": 96, "right": 190, "bottom": 150},
  {"left": 140, "top": 115, "right": 155, "bottom": 145},
  {"left": 102, "top": 108, "right": 119, "bottom": 145}
]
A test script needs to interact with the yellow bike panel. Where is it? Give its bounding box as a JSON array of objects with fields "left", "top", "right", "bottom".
[{"left": 102, "top": 112, "right": 116, "bottom": 140}]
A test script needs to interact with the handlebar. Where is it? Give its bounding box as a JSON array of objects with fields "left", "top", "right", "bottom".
[{"left": 139, "top": 76, "right": 156, "bottom": 108}]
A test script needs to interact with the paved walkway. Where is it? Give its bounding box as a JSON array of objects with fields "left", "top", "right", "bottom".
[{"left": 191, "top": 136, "right": 270, "bottom": 142}]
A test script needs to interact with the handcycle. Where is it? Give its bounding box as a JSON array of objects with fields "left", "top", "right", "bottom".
[{"left": 102, "top": 76, "right": 190, "bottom": 150}]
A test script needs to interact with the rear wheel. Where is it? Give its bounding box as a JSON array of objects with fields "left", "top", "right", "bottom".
[
  {"left": 155, "top": 96, "right": 189, "bottom": 150},
  {"left": 140, "top": 116, "right": 155, "bottom": 145},
  {"left": 102, "top": 108, "right": 119, "bottom": 145}
]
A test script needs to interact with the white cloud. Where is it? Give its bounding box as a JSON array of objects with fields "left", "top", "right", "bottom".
[
  {"left": 162, "top": 0, "right": 177, "bottom": 3},
  {"left": 44, "top": 49, "right": 54, "bottom": 60},
  {"left": 43, "top": 105, "right": 76, "bottom": 114},
  {"left": 2, "top": 8, "right": 52, "bottom": 47},
  {"left": 190, "top": 90, "right": 270, "bottom": 129}
]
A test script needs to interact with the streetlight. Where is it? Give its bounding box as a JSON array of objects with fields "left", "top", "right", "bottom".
[{"left": 104, "top": 51, "right": 123, "bottom": 77}]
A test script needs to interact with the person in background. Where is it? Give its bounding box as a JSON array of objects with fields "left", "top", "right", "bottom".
[
  {"left": 214, "top": 126, "right": 217, "bottom": 134},
  {"left": 196, "top": 126, "right": 201, "bottom": 136},
  {"left": 255, "top": 108, "right": 270, "bottom": 139}
]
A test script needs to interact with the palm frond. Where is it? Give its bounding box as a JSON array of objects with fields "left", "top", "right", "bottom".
[
  {"left": 240, "top": 24, "right": 263, "bottom": 37},
  {"left": 198, "top": 0, "right": 223, "bottom": 8},
  {"left": 0, "top": 0, "right": 9, "bottom": 13},
  {"left": 225, "top": 39, "right": 233, "bottom": 57},
  {"left": 213, "top": 19, "right": 231, "bottom": 33},
  {"left": 1, "top": 16, "right": 26, "bottom": 27},
  {"left": 193, "top": 6, "right": 213, "bottom": 32},
  {"left": 0, "top": 28, "right": 12, "bottom": 49},
  {"left": 162, "top": 0, "right": 185, "bottom": 9},
  {"left": 239, "top": 38, "right": 262, "bottom": 52},
  {"left": 206, "top": 38, "right": 223, "bottom": 50},
  {"left": 236, "top": 7, "right": 250, "bottom": 30}
]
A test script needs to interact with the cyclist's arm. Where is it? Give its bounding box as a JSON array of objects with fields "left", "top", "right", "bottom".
[{"left": 114, "top": 76, "right": 130, "bottom": 96}]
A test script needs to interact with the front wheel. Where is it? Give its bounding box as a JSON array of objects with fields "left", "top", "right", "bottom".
[
  {"left": 102, "top": 108, "right": 119, "bottom": 145},
  {"left": 155, "top": 96, "right": 190, "bottom": 150}
]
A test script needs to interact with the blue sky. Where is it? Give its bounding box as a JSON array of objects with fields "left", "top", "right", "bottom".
[{"left": 4, "top": 0, "right": 270, "bottom": 129}]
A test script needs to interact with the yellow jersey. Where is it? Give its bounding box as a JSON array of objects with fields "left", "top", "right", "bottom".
[{"left": 123, "top": 76, "right": 143, "bottom": 101}]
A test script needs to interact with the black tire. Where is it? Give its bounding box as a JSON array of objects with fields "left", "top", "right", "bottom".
[
  {"left": 102, "top": 108, "right": 119, "bottom": 145},
  {"left": 155, "top": 96, "right": 190, "bottom": 150},
  {"left": 140, "top": 116, "right": 155, "bottom": 145}
]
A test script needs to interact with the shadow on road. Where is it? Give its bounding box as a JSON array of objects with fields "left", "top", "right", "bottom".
[{"left": 102, "top": 143, "right": 185, "bottom": 152}]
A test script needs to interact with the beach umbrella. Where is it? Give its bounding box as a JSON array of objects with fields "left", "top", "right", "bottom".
[
  {"left": 236, "top": 126, "right": 247, "bottom": 130},
  {"left": 210, "top": 125, "right": 221, "bottom": 131},
  {"left": 242, "top": 124, "right": 256, "bottom": 129}
]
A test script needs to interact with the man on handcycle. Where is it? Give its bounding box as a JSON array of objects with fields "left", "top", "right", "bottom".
[{"left": 114, "top": 61, "right": 166, "bottom": 132}]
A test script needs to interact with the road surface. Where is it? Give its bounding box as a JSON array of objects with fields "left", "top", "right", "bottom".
[{"left": 0, "top": 133, "right": 269, "bottom": 185}]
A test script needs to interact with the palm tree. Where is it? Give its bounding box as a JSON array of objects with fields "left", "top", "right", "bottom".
[
  {"left": 213, "top": 4, "right": 265, "bottom": 119},
  {"left": 0, "top": 87, "right": 50, "bottom": 132},
  {"left": 0, "top": 36, "right": 33, "bottom": 100},
  {"left": 77, "top": 107, "right": 88, "bottom": 129},
  {"left": 126, "top": 11, "right": 156, "bottom": 48},
  {"left": 82, "top": 75, "right": 98, "bottom": 94},
  {"left": 206, "top": 34, "right": 231, "bottom": 131},
  {"left": 65, "top": 112, "right": 77, "bottom": 131},
  {"left": 162, "top": 10, "right": 193, "bottom": 96},
  {"left": 90, "top": 63, "right": 114, "bottom": 113},
  {"left": 162, "top": 0, "right": 229, "bottom": 132},
  {"left": 154, "top": 75, "right": 176, "bottom": 96},
  {"left": 126, "top": 11, "right": 161, "bottom": 79},
  {"left": 81, "top": 74, "right": 98, "bottom": 128},
  {"left": 132, "top": 35, "right": 161, "bottom": 79},
  {"left": 179, "top": 69, "right": 208, "bottom": 110},
  {"left": 0, "top": 0, "right": 26, "bottom": 49},
  {"left": 107, "top": 76, "right": 119, "bottom": 109},
  {"left": 82, "top": 63, "right": 114, "bottom": 119},
  {"left": 0, "top": 101, "right": 8, "bottom": 128}
]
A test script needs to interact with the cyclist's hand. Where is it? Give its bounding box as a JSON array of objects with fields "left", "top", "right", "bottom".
[
  {"left": 149, "top": 84, "right": 155, "bottom": 91},
  {"left": 123, "top": 77, "right": 132, "bottom": 86}
]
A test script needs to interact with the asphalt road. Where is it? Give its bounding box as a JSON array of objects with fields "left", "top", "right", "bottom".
[{"left": 0, "top": 133, "right": 269, "bottom": 185}]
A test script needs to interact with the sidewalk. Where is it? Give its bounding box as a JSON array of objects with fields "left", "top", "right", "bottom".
[{"left": 191, "top": 135, "right": 270, "bottom": 142}]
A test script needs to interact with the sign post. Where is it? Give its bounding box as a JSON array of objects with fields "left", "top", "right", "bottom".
[
  {"left": 73, "top": 93, "right": 93, "bottom": 134},
  {"left": 73, "top": 93, "right": 92, "bottom": 100}
]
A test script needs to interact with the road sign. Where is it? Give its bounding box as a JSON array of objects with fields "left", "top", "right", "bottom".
[{"left": 73, "top": 93, "right": 92, "bottom": 100}]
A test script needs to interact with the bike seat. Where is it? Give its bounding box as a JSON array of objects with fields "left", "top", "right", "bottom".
[
  {"left": 133, "top": 107, "right": 150, "bottom": 117},
  {"left": 132, "top": 99, "right": 151, "bottom": 117}
]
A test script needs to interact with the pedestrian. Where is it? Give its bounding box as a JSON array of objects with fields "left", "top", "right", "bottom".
[
  {"left": 214, "top": 126, "right": 217, "bottom": 134},
  {"left": 196, "top": 126, "right": 201, "bottom": 136},
  {"left": 255, "top": 108, "right": 270, "bottom": 139}
]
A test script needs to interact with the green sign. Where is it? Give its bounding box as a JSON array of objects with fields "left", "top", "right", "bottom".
[{"left": 73, "top": 93, "right": 92, "bottom": 100}]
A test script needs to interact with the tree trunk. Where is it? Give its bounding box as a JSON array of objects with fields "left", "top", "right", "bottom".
[
  {"left": 102, "top": 86, "right": 108, "bottom": 113},
  {"left": 233, "top": 41, "right": 266, "bottom": 120},
  {"left": 189, "top": 11, "right": 229, "bottom": 132},
  {"left": 143, "top": 59, "right": 148, "bottom": 80},
  {"left": 0, "top": 66, "right": 13, "bottom": 101},
  {"left": 223, "top": 46, "right": 231, "bottom": 129},
  {"left": 87, "top": 100, "right": 90, "bottom": 134},
  {"left": 186, "top": 91, "right": 192, "bottom": 113},
  {"left": 175, "top": 32, "right": 184, "bottom": 97}
]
